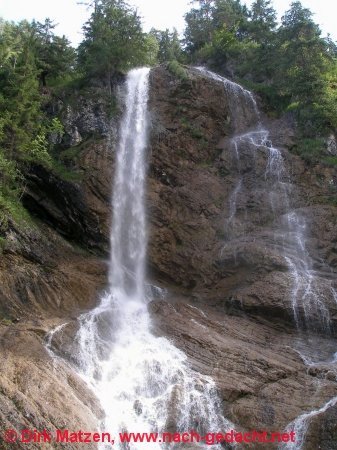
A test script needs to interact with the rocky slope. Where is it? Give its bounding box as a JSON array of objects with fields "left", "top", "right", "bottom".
[{"left": 1, "top": 65, "right": 337, "bottom": 449}]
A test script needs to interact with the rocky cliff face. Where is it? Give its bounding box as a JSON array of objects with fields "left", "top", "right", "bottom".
[
  {"left": 1, "top": 65, "right": 337, "bottom": 449},
  {"left": 147, "top": 66, "right": 337, "bottom": 449}
]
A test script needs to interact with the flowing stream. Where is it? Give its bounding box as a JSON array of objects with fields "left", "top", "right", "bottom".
[{"left": 51, "top": 68, "right": 234, "bottom": 449}]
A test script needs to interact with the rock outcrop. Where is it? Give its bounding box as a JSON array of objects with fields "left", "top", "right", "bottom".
[
  {"left": 1, "top": 65, "right": 337, "bottom": 449},
  {"left": 147, "top": 66, "right": 337, "bottom": 448}
]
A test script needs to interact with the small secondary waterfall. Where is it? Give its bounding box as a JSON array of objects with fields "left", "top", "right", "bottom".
[
  {"left": 195, "top": 66, "right": 259, "bottom": 133},
  {"left": 196, "top": 67, "right": 337, "bottom": 449},
  {"left": 70, "top": 68, "right": 234, "bottom": 449},
  {"left": 196, "top": 66, "right": 337, "bottom": 333}
]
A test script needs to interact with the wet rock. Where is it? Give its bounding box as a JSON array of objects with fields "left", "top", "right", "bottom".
[
  {"left": 148, "top": 66, "right": 337, "bottom": 333},
  {"left": 0, "top": 325, "right": 104, "bottom": 450},
  {"left": 150, "top": 299, "right": 337, "bottom": 449}
]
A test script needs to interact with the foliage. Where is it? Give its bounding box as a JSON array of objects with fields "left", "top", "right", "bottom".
[
  {"left": 0, "top": 190, "right": 33, "bottom": 231},
  {"left": 150, "top": 28, "right": 184, "bottom": 63},
  {"left": 78, "top": 0, "right": 157, "bottom": 83},
  {"left": 0, "top": 18, "right": 74, "bottom": 229},
  {"left": 184, "top": 0, "right": 215, "bottom": 54},
  {"left": 167, "top": 60, "right": 189, "bottom": 81},
  {"left": 30, "top": 19, "right": 76, "bottom": 86},
  {"left": 184, "top": 0, "right": 337, "bottom": 140},
  {"left": 247, "top": 0, "right": 277, "bottom": 43},
  {"left": 292, "top": 138, "right": 325, "bottom": 165},
  {"left": 1, "top": 0, "right": 337, "bottom": 230},
  {"left": 0, "top": 150, "right": 20, "bottom": 196}
]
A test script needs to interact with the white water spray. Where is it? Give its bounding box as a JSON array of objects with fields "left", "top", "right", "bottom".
[{"left": 279, "top": 395, "right": 337, "bottom": 450}]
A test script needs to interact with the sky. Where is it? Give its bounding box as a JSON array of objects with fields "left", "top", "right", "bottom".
[{"left": 0, "top": 0, "right": 336, "bottom": 47}]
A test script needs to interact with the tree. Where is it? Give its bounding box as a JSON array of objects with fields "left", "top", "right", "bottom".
[
  {"left": 0, "top": 21, "right": 42, "bottom": 159},
  {"left": 78, "top": 0, "right": 154, "bottom": 85},
  {"left": 31, "top": 19, "right": 76, "bottom": 86},
  {"left": 213, "top": 0, "right": 249, "bottom": 40},
  {"left": 184, "top": 0, "right": 215, "bottom": 54},
  {"left": 184, "top": 0, "right": 249, "bottom": 61},
  {"left": 248, "top": 0, "right": 277, "bottom": 43},
  {"left": 150, "top": 28, "right": 183, "bottom": 63},
  {"left": 273, "top": 1, "right": 335, "bottom": 133}
]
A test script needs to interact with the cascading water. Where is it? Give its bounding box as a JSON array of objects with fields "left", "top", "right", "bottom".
[
  {"left": 197, "top": 67, "right": 337, "bottom": 333},
  {"left": 195, "top": 67, "right": 259, "bottom": 134},
  {"left": 196, "top": 67, "right": 337, "bottom": 450},
  {"left": 278, "top": 394, "right": 337, "bottom": 450},
  {"left": 47, "top": 68, "right": 235, "bottom": 449}
]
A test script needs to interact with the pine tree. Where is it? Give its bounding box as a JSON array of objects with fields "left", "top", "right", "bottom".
[
  {"left": 248, "top": 0, "right": 277, "bottom": 43},
  {"left": 150, "top": 28, "right": 183, "bottom": 63}
]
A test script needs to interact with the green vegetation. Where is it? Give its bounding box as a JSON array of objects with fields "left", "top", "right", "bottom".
[
  {"left": 0, "top": 0, "right": 162, "bottom": 238},
  {"left": 323, "top": 156, "right": 337, "bottom": 167},
  {"left": 0, "top": 16, "right": 74, "bottom": 235},
  {"left": 78, "top": 0, "right": 158, "bottom": 85},
  {"left": 167, "top": 60, "right": 189, "bottom": 81},
  {"left": 0, "top": 318, "right": 12, "bottom": 326},
  {"left": 150, "top": 28, "right": 184, "bottom": 63},
  {"left": 184, "top": 0, "right": 337, "bottom": 139},
  {"left": 292, "top": 138, "right": 325, "bottom": 165},
  {"left": 0, "top": 191, "right": 34, "bottom": 231},
  {"left": 1, "top": 0, "right": 337, "bottom": 238}
]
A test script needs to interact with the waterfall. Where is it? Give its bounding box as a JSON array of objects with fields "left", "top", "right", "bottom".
[
  {"left": 194, "top": 67, "right": 259, "bottom": 133},
  {"left": 197, "top": 68, "right": 336, "bottom": 332},
  {"left": 44, "top": 66, "right": 336, "bottom": 449},
  {"left": 109, "top": 68, "right": 148, "bottom": 299},
  {"left": 196, "top": 67, "right": 337, "bottom": 449},
  {"left": 60, "top": 68, "right": 234, "bottom": 449},
  {"left": 278, "top": 395, "right": 337, "bottom": 450}
]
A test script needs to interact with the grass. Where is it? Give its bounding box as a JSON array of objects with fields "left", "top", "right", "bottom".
[
  {"left": 0, "top": 236, "right": 6, "bottom": 253},
  {"left": 218, "top": 166, "right": 230, "bottom": 177},
  {"left": 59, "top": 146, "right": 83, "bottom": 164},
  {"left": 180, "top": 117, "right": 205, "bottom": 140},
  {"left": 291, "top": 138, "right": 337, "bottom": 168},
  {"left": 323, "top": 156, "right": 337, "bottom": 167},
  {"left": 0, "top": 318, "right": 12, "bottom": 326},
  {"left": 49, "top": 138, "right": 100, "bottom": 183},
  {"left": 329, "top": 198, "right": 337, "bottom": 206}
]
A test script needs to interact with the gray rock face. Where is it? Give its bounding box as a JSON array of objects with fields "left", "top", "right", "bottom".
[{"left": 62, "top": 100, "right": 110, "bottom": 145}]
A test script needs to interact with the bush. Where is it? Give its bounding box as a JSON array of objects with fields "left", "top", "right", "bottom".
[
  {"left": 292, "top": 138, "right": 325, "bottom": 165},
  {"left": 167, "top": 60, "right": 189, "bottom": 81}
]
